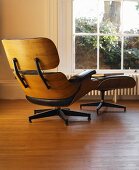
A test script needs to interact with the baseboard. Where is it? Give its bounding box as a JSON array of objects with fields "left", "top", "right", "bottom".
[{"left": 0, "top": 80, "right": 25, "bottom": 99}]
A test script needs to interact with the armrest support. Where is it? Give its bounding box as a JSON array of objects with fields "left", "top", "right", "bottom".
[{"left": 69, "top": 70, "right": 96, "bottom": 82}]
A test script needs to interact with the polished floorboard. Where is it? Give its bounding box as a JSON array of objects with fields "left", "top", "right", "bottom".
[{"left": 0, "top": 99, "right": 139, "bottom": 170}]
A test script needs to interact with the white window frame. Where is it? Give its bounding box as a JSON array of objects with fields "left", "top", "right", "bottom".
[
  {"left": 58, "top": 0, "right": 139, "bottom": 74},
  {"left": 58, "top": 0, "right": 73, "bottom": 74}
]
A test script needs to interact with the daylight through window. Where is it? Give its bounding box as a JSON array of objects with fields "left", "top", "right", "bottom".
[{"left": 73, "top": 0, "right": 139, "bottom": 70}]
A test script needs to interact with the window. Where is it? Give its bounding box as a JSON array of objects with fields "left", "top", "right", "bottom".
[{"left": 73, "top": 0, "right": 139, "bottom": 71}]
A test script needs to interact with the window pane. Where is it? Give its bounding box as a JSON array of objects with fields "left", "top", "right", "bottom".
[
  {"left": 123, "top": 1, "right": 139, "bottom": 34},
  {"left": 75, "top": 36, "right": 97, "bottom": 69},
  {"left": 73, "top": 0, "right": 98, "bottom": 33},
  {"left": 124, "top": 36, "right": 139, "bottom": 69},
  {"left": 99, "top": 1, "right": 121, "bottom": 33},
  {"left": 73, "top": 0, "right": 139, "bottom": 70},
  {"left": 99, "top": 36, "right": 121, "bottom": 69}
]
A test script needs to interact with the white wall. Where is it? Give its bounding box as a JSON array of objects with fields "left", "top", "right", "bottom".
[{"left": 0, "top": 0, "right": 58, "bottom": 99}]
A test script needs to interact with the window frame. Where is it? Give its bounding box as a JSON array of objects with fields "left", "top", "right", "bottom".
[
  {"left": 57, "top": 0, "right": 139, "bottom": 74},
  {"left": 72, "top": 0, "right": 139, "bottom": 73}
]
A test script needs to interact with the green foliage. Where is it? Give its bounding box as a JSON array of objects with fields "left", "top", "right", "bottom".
[
  {"left": 75, "top": 17, "right": 121, "bottom": 69},
  {"left": 75, "top": 18, "right": 97, "bottom": 33},
  {"left": 75, "top": 36, "right": 97, "bottom": 69},
  {"left": 136, "top": 2, "right": 139, "bottom": 11},
  {"left": 99, "top": 20, "right": 117, "bottom": 34},
  {"left": 124, "top": 48, "right": 139, "bottom": 69},
  {"left": 124, "top": 36, "right": 139, "bottom": 69},
  {"left": 75, "top": 17, "right": 139, "bottom": 69},
  {"left": 99, "top": 36, "right": 121, "bottom": 69}
]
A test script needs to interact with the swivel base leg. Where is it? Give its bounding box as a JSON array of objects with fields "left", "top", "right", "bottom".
[
  {"left": 29, "top": 108, "right": 91, "bottom": 125},
  {"left": 80, "top": 90, "right": 126, "bottom": 115},
  {"left": 80, "top": 101, "right": 126, "bottom": 115}
]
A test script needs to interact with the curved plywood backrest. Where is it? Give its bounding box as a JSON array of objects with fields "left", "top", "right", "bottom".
[
  {"left": 2, "top": 37, "right": 79, "bottom": 99},
  {"left": 2, "top": 37, "right": 59, "bottom": 70}
]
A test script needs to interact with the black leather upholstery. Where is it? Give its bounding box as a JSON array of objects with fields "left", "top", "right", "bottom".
[
  {"left": 26, "top": 94, "right": 76, "bottom": 107},
  {"left": 69, "top": 70, "right": 96, "bottom": 82}
]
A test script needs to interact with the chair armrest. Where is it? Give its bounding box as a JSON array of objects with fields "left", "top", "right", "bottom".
[{"left": 69, "top": 70, "right": 96, "bottom": 82}]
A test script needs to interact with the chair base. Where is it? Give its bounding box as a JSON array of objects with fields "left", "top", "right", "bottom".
[
  {"left": 29, "top": 108, "right": 91, "bottom": 125},
  {"left": 80, "top": 101, "right": 126, "bottom": 115}
]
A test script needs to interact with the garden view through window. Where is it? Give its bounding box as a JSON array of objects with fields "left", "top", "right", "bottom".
[{"left": 73, "top": 0, "right": 139, "bottom": 70}]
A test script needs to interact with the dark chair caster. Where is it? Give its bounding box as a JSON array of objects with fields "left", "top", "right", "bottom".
[
  {"left": 65, "top": 119, "right": 69, "bottom": 126},
  {"left": 29, "top": 117, "right": 32, "bottom": 123},
  {"left": 88, "top": 115, "right": 91, "bottom": 121}
]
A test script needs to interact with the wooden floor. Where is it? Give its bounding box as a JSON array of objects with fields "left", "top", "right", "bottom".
[{"left": 0, "top": 100, "right": 139, "bottom": 170}]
